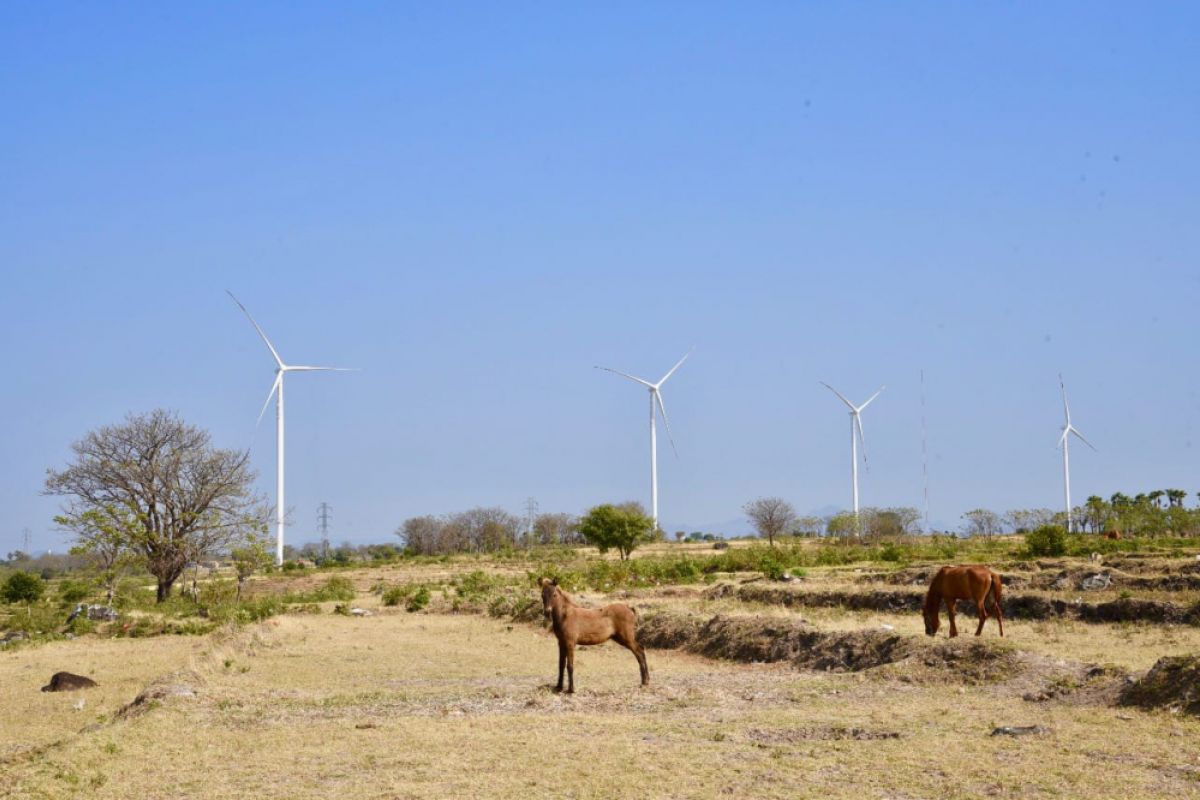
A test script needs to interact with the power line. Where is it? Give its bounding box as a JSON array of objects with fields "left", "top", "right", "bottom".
[{"left": 525, "top": 497, "right": 539, "bottom": 541}]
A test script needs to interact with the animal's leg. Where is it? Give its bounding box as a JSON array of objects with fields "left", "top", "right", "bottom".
[
  {"left": 556, "top": 640, "right": 566, "bottom": 692},
  {"left": 946, "top": 600, "right": 958, "bottom": 638},
  {"left": 633, "top": 641, "right": 650, "bottom": 686},
  {"left": 974, "top": 598, "right": 988, "bottom": 636},
  {"left": 566, "top": 644, "right": 576, "bottom": 694},
  {"left": 992, "top": 596, "right": 1004, "bottom": 637},
  {"left": 612, "top": 632, "right": 650, "bottom": 686}
]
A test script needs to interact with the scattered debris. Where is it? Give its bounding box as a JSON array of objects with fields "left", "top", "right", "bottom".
[
  {"left": 73, "top": 699, "right": 86, "bottom": 711},
  {"left": 355, "top": 721, "right": 379, "bottom": 729},
  {"left": 41, "top": 672, "right": 98, "bottom": 692},
  {"left": 991, "top": 725, "right": 1050, "bottom": 737},
  {"left": 67, "top": 604, "right": 119, "bottom": 623},
  {"left": 746, "top": 726, "right": 900, "bottom": 743},
  {"left": 350, "top": 607, "right": 373, "bottom": 617},
  {"left": 1, "top": 631, "right": 28, "bottom": 647}
]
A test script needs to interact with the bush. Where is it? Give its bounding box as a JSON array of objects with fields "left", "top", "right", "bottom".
[
  {"left": 406, "top": 585, "right": 430, "bottom": 612},
  {"left": 1025, "top": 525, "right": 1067, "bottom": 557},
  {"left": 2, "top": 572, "right": 45, "bottom": 604},
  {"left": 57, "top": 578, "right": 94, "bottom": 605}
]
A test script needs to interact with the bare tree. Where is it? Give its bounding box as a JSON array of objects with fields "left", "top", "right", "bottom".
[
  {"left": 960, "top": 508, "right": 1001, "bottom": 538},
  {"left": 534, "top": 512, "right": 578, "bottom": 546},
  {"left": 396, "top": 515, "right": 444, "bottom": 555},
  {"left": 743, "top": 497, "right": 797, "bottom": 548},
  {"left": 45, "top": 410, "right": 266, "bottom": 602}
]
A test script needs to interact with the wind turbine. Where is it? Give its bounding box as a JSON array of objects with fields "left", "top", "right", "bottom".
[
  {"left": 596, "top": 350, "right": 691, "bottom": 531},
  {"left": 821, "top": 382, "right": 885, "bottom": 528},
  {"left": 227, "top": 291, "right": 355, "bottom": 566},
  {"left": 1057, "top": 374, "right": 1096, "bottom": 533}
]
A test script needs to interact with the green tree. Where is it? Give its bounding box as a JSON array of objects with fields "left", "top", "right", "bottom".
[
  {"left": 230, "top": 534, "right": 273, "bottom": 603},
  {"left": 63, "top": 506, "right": 136, "bottom": 605},
  {"left": 825, "top": 512, "right": 858, "bottom": 538},
  {"left": 577, "top": 502, "right": 654, "bottom": 560},
  {"left": 2, "top": 572, "right": 44, "bottom": 604}
]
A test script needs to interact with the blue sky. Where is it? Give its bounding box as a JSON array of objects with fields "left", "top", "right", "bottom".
[{"left": 2, "top": 3, "right": 1198, "bottom": 551}]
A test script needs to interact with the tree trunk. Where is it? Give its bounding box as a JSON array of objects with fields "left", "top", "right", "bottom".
[{"left": 156, "top": 577, "right": 175, "bottom": 603}]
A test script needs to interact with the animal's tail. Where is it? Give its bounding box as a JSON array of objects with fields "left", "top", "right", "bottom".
[{"left": 986, "top": 572, "right": 1003, "bottom": 608}]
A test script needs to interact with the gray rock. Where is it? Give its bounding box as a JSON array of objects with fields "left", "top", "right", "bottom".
[
  {"left": 1079, "top": 573, "right": 1112, "bottom": 591},
  {"left": 991, "top": 725, "right": 1050, "bottom": 737}
]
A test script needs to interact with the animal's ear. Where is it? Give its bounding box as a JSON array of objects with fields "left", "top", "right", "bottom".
[
  {"left": 539, "top": 577, "right": 550, "bottom": 587},
  {"left": 551, "top": 578, "right": 558, "bottom": 586}
]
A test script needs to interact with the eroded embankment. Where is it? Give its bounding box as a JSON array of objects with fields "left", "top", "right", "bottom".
[
  {"left": 710, "top": 582, "right": 1200, "bottom": 625},
  {"left": 635, "top": 611, "right": 1025, "bottom": 683}
]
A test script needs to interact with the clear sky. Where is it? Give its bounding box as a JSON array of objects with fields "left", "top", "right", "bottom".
[{"left": 3, "top": 3, "right": 1198, "bottom": 552}]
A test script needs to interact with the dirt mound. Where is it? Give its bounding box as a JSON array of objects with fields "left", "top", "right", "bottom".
[
  {"left": 1120, "top": 656, "right": 1200, "bottom": 715},
  {"left": 116, "top": 670, "right": 202, "bottom": 719},
  {"left": 638, "top": 612, "right": 1024, "bottom": 682}
]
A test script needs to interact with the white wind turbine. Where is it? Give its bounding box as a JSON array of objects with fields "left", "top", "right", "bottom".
[
  {"left": 821, "top": 382, "right": 885, "bottom": 527},
  {"left": 596, "top": 350, "right": 691, "bottom": 531},
  {"left": 228, "top": 291, "right": 355, "bottom": 566},
  {"left": 1057, "top": 374, "right": 1096, "bottom": 533}
]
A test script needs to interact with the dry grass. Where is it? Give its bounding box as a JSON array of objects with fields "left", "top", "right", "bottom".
[{"left": 3, "top": 610, "right": 1200, "bottom": 799}]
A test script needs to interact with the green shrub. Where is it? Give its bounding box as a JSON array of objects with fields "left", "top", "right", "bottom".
[
  {"left": 1025, "top": 525, "right": 1067, "bottom": 557},
  {"left": 406, "top": 585, "right": 430, "bottom": 612},
  {"left": 57, "top": 579, "right": 93, "bottom": 605},
  {"left": 381, "top": 586, "right": 408, "bottom": 607},
  {"left": 2, "top": 572, "right": 45, "bottom": 603}
]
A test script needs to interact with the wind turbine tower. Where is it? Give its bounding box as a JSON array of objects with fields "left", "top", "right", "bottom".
[
  {"left": 821, "top": 382, "right": 885, "bottom": 528},
  {"left": 596, "top": 350, "right": 691, "bottom": 531},
  {"left": 1058, "top": 374, "right": 1096, "bottom": 533},
  {"left": 228, "top": 292, "right": 355, "bottom": 565}
]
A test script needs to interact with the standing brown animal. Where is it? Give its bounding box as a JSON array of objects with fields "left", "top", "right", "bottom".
[
  {"left": 1104, "top": 530, "right": 1123, "bottom": 540},
  {"left": 540, "top": 578, "right": 649, "bottom": 693},
  {"left": 923, "top": 566, "right": 1004, "bottom": 638}
]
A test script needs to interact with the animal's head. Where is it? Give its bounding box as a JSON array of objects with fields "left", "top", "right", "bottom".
[
  {"left": 539, "top": 577, "right": 559, "bottom": 621},
  {"left": 922, "top": 601, "right": 939, "bottom": 637}
]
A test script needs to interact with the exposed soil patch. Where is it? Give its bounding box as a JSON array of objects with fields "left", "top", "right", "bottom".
[{"left": 1120, "top": 655, "right": 1200, "bottom": 715}]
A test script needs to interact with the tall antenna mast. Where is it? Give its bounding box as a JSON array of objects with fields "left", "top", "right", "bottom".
[
  {"left": 22, "top": 527, "right": 31, "bottom": 554},
  {"left": 920, "top": 369, "right": 930, "bottom": 533},
  {"left": 317, "top": 502, "right": 332, "bottom": 561}
]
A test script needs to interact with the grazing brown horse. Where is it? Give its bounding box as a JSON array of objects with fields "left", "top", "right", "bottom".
[
  {"left": 540, "top": 578, "right": 649, "bottom": 693},
  {"left": 923, "top": 566, "right": 1004, "bottom": 638},
  {"left": 1104, "top": 530, "right": 1123, "bottom": 540}
]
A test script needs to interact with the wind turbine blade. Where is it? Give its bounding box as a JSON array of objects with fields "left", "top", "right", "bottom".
[
  {"left": 656, "top": 348, "right": 693, "bottom": 386},
  {"left": 857, "top": 385, "right": 886, "bottom": 412},
  {"left": 286, "top": 366, "right": 359, "bottom": 372},
  {"left": 1059, "top": 373, "right": 1071, "bottom": 424},
  {"left": 1057, "top": 427, "right": 1069, "bottom": 449},
  {"left": 256, "top": 373, "right": 282, "bottom": 426},
  {"left": 855, "top": 413, "right": 869, "bottom": 468},
  {"left": 655, "top": 390, "right": 678, "bottom": 457},
  {"left": 227, "top": 291, "right": 285, "bottom": 368},
  {"left": 595, "top": 366, "right": 654, "bottom": 389},
  {"left": 1070, "top": 426, "right": 1098, "bottom": 452},
  {"left": 820, "top": 382, "right": 857, "bottom": 411}
]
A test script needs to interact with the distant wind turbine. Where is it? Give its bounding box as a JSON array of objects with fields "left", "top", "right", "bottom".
[
  {"left": 596, "top": 350, "right": 692, "bottom": 531},
  {"left": 1057, "top": 374, "right": 1096, "bottom": 533},
  {"left": 821, "top": 382, "right": 885, "bottom": 528},
  {"left": 227, "top": 291, "right": 356, "bottom": 566}
]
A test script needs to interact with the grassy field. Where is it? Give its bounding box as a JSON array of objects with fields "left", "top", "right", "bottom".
[{"left": 4, "top": 543, "right": 1200, "bottom": 799}]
